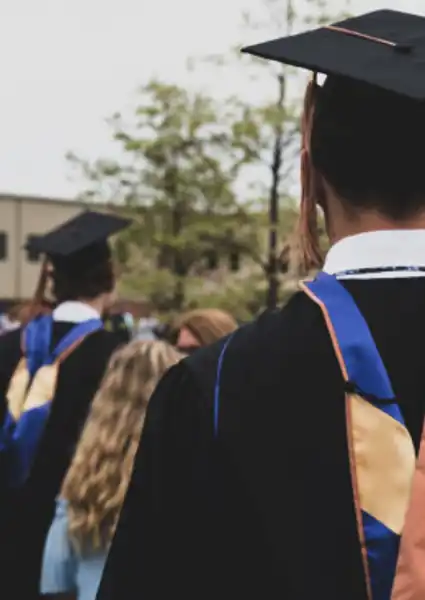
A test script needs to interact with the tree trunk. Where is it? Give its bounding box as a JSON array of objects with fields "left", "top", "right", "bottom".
[
  {"left": 171, "top": 202, "right": 186, "bottom": 311},
  {"left": 266, "top": 72, "right": 285, "bottom": 310},
  {"left": 164, "top": 164, "right": 187, "bottom": 311},
  {"left": 265, "top": 0, "right": 293, "bottom": 310}
]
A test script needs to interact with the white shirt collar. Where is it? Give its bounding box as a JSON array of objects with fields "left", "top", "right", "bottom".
[
  {"left": 323, "top": 230, "right": 425, "bottom": 279},
  {"left": 53, "top": 301, "right": 101, "bottom": 323}
]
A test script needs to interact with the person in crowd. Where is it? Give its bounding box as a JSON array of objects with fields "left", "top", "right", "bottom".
[
  {"left": 0, "top": 210, "right": 131, "bottom": 600},
  {"left": 152, "top": 320, "right": 179, "bottom": 346},
  {"left": 175, "top": 308, "right": 238, "bottom": 353},
  {"left": 0, "top": 303, "right": 22, "bottom": 334},
  {"left": 0, "top": 301, "right": 54, "bottom": 339},
  {"left": 103, "top": 310, "right": 134, "bottom": 344},
  {"left": 40, "top": 340, "right": 185, "bottom": 600},
  {"left": 96, "top": 10, "right": 425, "bottom": 600},
  {"left": 14, "top": 299, "right": 54, "bottom": 328},
  {"left": 26, "top": 299, "right": 54, "bottom": 320},
  {"left": 134, "top": 317, "right": 160, "bottom": 341}
]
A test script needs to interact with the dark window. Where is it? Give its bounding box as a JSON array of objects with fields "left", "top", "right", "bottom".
[
  {"left": 26, "top": 235, "right": 41, "bottom": 262},
  {"left": 0, "top": 232, "right": 7, "bottom": 261}
]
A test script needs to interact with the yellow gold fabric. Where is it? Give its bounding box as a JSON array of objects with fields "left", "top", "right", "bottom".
[
  {"left": 6, "top": 358, "right": 30, "bottom": 421},
  {"left": 349, "top": 394, "right": 416, "bottom": 534},
  {"left": 22, "top": 364, "right": 59, "bottom": 412}
]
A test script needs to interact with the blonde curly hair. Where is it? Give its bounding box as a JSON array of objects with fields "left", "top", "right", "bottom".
[{"left": 61, "top": 340, "right": 185, "bottom": 553}]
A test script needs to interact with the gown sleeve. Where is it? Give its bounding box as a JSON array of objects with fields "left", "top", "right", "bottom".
[{"left": 96, "top": 361, "right": 222, "bottom": 600}]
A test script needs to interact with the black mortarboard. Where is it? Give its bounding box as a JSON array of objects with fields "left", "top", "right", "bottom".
[
  {"left": 25, "top": 210, "right": 131, "bottom": 272},
  {"left": 242, "top": 10, "right": 425, "bottom": 100}
]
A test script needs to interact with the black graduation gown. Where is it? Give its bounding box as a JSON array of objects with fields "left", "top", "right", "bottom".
[
  {"left": 0, "top": 322, "right": 123, "bottom": 600},
  {"left": 97, "top": 278, "right": 425, "bottom": 600}
]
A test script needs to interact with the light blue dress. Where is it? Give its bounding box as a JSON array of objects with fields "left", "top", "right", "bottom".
[{"left": 40, "top": 498, "right": 108, "bottom": 600}]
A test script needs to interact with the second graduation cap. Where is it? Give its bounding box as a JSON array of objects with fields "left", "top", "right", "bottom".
[
  {"left": 25, "top": 210, "right": 132, "bottom": 270},
  {"left": 242, "top": 9, "right": 425, "bottom": 100}
]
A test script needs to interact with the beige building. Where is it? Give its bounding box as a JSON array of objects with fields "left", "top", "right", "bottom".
[{"left": 0, "top": 194, "right": 87, "bottom": 301}]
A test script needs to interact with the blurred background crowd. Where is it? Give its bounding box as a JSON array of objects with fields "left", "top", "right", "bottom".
[{"left": 0, "top": 1, "right": 422, "bottom": 600}]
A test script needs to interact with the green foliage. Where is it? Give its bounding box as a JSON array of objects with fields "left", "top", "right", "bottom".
[
  {"left": 69, "top": 80, "right": 271, "bottom": 310},
  {"left": 69, "top": 0, "right": 350, "bottom": 319},
  {"left": 119, "top": 267, "right": 176, "bottom": 310}
]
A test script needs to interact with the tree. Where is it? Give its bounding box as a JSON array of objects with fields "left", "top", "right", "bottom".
[
  {"left": 239, "top": 0, "right": 299, "bottom": 310},
  {"left": 69, "top": 80, "right": 265, "bottom": 310},
  {"left": 68, "top": 0, "right": 351, "bottom": 317},
  {"left": 204, "top": 0, "right": 351, "bottom": 309},
  {"left": 246, "top": 0, "right": 352, "bottom": 306}
]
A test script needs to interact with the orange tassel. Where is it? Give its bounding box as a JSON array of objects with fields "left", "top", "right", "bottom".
[{"left": 296, "top": 76, "right": 324, "bottom": 273}]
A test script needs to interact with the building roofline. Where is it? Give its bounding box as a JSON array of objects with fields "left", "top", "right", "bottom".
[
  {"left": 0, "top": 192, "right": 89, "bottom": 208},
  {"left": 0, "top": 193, "right": 125, "bottom": 212}
]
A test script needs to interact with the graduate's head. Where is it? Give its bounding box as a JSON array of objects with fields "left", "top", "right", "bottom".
[
  {"left": 243, "top": 10, "right": 425, "bottom": 270},
  {"left": 175, "top": 308, "right": 238, "bottom": 353},
  {"left": 60, "top": 340, "right": 185, "bottom": 552},
  {"left": 49, "top": 244, "right": 115, "bottom": 304},
  {"left": 26, "top": 211, "right": 131, "bottom": 314}
]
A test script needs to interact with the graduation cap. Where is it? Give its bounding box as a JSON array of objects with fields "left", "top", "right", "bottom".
[
  {"left": 24, "top": 211, "right": 132, "bottom": 318},
  {"left": 242, "top": 10, "right": 425, "bottom": 100},
  {"left": 25, "top": 210, "right": 132, "bottom": 272},
  {"left": 243, "top": 9, "right": 425, "bottom": 273}
]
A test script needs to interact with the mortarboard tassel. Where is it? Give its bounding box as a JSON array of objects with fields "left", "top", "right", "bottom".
[{"left": 296, "top": 75, "right": 324, "bottom": 273}]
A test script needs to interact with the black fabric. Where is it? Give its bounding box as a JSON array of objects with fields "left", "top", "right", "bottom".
[
  {"left": 24, "top": 210, "right": 131, "bottom": 273},
  {"left": 0, "top": 323, "right": 123, "bottom": 600},
  {"left": 103, "top": 314, "right": 132, "bottom": 344},
  {"left": 97, "top": 278, "right": 425, "bottom": 600},
  {"left": 25, "top": 211, "right": 131, "bottom": 258},
  {"left": 243, "top": 10, "right": 425, "bottom": 100}
]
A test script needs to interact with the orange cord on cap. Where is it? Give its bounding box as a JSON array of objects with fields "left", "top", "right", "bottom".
[{"left": 325, "top": 25, "right": 411, "bottom": 53}]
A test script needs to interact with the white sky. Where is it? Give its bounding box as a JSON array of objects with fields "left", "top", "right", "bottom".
[{"left": 0, "top": 0, "right": 423, "bottom": 199}]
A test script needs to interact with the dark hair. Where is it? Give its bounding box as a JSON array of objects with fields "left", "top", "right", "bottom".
[
  {"left": 310, "top": 76, "right": 425, "bottom": 219},
  {"left": 51, "top": 260, "right": 114, "bottom": 303}
]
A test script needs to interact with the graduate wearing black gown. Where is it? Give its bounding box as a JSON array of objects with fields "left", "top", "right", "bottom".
[
  {"left": 0, "top": 211, "right": 130, "bottom": 600},
  {"left": 97, "top": 10, "right": 425, "bottom": 600}
]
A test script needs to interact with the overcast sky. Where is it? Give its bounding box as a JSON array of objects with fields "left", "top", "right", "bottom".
[{"left": 0, "top": 0, "right": 423, "bottom": 199}]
